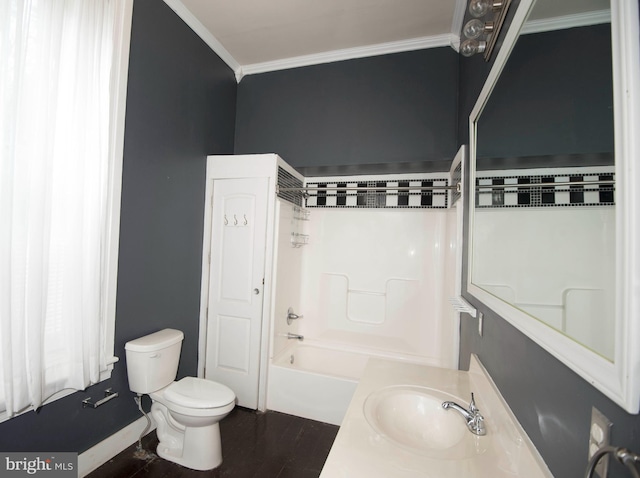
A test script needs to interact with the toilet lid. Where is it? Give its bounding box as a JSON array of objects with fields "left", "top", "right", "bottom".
[{"left": 164, "top": 377, "right": 235, "bottom": 409}]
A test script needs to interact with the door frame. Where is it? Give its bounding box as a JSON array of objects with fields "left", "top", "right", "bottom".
[{"left": 198, "top": 154, "right": 280, "bottom": 412}]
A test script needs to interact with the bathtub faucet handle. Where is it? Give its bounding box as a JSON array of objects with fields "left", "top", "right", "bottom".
[{"left": 287, "top": 307, "right": 303, "bottom": 325}]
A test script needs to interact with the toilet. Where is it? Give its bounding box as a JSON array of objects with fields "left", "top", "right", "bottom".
[{"left": 125, "top": 328, "right": 236, "bottom": 471}]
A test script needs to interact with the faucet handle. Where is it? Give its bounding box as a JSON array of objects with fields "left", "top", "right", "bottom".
[
  {"left": 469, "top": 393, "right": 479, "bottom": 413},
  {"left": 287, "top": 307, "right": 303, "bottom": 325},
  {"left": 469, "top": 393, "right": 487, "bottom": 435},
  {"left": 471, "top": 411, "right": 487, "bottom": 435}
]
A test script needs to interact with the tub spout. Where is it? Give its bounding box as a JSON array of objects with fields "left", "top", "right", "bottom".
[{"left": 286, "top": 333, "right": 304, "bottom": 341}]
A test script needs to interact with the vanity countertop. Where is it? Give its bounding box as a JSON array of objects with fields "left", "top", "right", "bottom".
[{"left": 319, "top": 355, "right": 552, "bottom": 478}]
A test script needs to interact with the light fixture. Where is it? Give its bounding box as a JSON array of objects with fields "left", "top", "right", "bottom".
[
  {"left": 463, "top": 19, "right": 494, "bottom": 40},
  {"left": 460, "top": 0, "right": 511, "bottom": 61},
  {"left": 460, "top": 39, "right": 487, "bottom": 57},
  {"left": 468, "top": 0, "right": 503, "bottom": 18}
]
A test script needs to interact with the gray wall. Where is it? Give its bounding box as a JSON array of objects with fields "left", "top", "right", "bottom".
[
  {"left": 0, "top": 0, "right": 236, "bottom": 453},
  {"left": 235, "top": 49, "right": 459, "bottom": 176},
  {"left": 478, "top": 24, "right": 614, "bottom": 161},
  {"left": 460, "top": 25, "right": 640, "bottom": 478}
]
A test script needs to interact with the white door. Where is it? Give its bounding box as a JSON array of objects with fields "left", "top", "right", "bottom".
[{"left": 205, "top": 177, "right": 269, "bottom": 409}]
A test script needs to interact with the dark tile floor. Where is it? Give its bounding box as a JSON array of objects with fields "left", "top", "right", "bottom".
[{"left": 86, "top": 408, "right": 339, "bottom": 478}]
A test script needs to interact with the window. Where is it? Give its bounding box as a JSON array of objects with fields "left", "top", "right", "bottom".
[{"left": 0, "top": 0, "right": 132, "bottom": 421}]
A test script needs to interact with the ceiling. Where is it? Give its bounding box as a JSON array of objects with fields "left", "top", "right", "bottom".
[
  {"left": 162, "top": 0, "right": 611, "bottom": 81},
  {"left": 163, "top": 0, "right": 465, "bottom": 78},
  {"left": 179, "top": 0, "right": 458, "bottom": 65}
]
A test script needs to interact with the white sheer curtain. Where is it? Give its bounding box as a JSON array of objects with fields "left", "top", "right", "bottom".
[{"left": 0, "top": 0, "right": 126, "bottom": 417}]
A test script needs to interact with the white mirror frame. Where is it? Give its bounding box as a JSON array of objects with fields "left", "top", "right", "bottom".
[{"left": 467, "top": 0, "right": 640, "bottom": 413}]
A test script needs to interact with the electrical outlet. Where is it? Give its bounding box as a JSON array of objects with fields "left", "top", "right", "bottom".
[{"left": 588, "top": 407, "right": 612, "bottom": 478}]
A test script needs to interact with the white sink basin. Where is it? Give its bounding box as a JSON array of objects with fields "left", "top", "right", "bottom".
[{"left": 363, "top": 385, "right": 488, "bottom": 459}]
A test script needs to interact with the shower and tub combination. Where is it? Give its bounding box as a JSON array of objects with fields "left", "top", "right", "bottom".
[{"left": 199, "top": 153, "right": 464, "bottom": 426}]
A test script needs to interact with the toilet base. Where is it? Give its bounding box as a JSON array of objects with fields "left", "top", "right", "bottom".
[
  {"left": 156, "top": 422, "right": 223, "bottom": 471},
  {"left": 151, "top": 402, "right": 225, "bottom": 471}
]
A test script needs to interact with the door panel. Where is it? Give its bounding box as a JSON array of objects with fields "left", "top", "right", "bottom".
[{"left": 205, "top": 178, "right": 268, "bottom": 409}]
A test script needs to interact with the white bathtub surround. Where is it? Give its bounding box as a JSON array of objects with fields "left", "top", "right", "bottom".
[
  {"left": 472, "top": 206, "right": 615, "bottom": 360},
  {"left": 299, "top": 207, "right": 458, "bottom": 366},
  {"left": 269, "top": 199, "right": 306, "bottom": 361},
  {"left": 267, "top": 341, "right": 438, "bottom": 425},
  {"left": 266, "top": 169, "right": 460, "bottom": 424},
  {"left": 268, "top": 343, "right": 361, "bottom": 425},
  {"left": 472, "top": 166, "right": 616, "bottom": 360},
  {"left": 320, "top": 355, "right": 552, "bottom": 477}
]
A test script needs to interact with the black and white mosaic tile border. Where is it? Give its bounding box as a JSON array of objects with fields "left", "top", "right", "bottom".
[
  {"left": 305, "top": 175, "right": 450, "bottom": 209},
  {"left": 476, "top": 170, "right": 615, "bottom": 208}
]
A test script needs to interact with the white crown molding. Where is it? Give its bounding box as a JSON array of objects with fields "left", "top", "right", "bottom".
[
  {"left": 162, "top": 0, "right": 453, "bottom": 83},
  {"left": 450, "top": 0, "right": 467, "bottom": 52},
  {"left": 161, "top": 1, "right": 610, "bottom": 82},
  {"left": 162, "top": 0, "right": 241, "bottom": 77},
  {"left": 239, "top": 34, "right": 453, "bottom": 80},
  {"left": 521, "top": 9, "right": 610, "bottom": 35}
]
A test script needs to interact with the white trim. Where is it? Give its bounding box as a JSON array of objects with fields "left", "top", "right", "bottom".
[
  {"left": 161, "top": 0, "right": 241, "bottom": 76},
  {"left": 611, "top": 0, "right": 640, "bottom": 414},
  {"left": 466, "top": 0, "right": 640, "bottom": 414},
  {"left": 161, "top": 0, "right": 456, "bottom": 81},
  {"left": 521, "top": 9, "right": 611, "bottom": 35},
  {"left": 156, "top": 1, "right": 610, "bottom": 82},
  {"left": 450, "top": 0, "right": 468, "bottom": 52},
  {"left": 239, "top": 35, "right": 453, "bottom": 79},
  {"left": 78, "top": 416, "right": 156, "bottom": 477},
  {"left": 450, "top": 145, "right": 466, "bottom": 369},
  {"left": 0, "top": 389, "right": 76, "bottom": 424},
  {"left": 199, "top": 154, "right": 302, "bottom": 412},
  {"left": 197, "top": 165, "right": 215, "bottom": 380},
  {"left": 100, "top": 0, "right": 133, "bottom": 383}
]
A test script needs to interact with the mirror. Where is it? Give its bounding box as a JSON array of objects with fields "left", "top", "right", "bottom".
[{"left": 467, "top": 0, "right": 640, "bottom": 413}]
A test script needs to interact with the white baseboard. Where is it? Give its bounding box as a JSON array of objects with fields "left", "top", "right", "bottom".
[{"left": 78, "top": 416, "right": 156, "bottom": 477}]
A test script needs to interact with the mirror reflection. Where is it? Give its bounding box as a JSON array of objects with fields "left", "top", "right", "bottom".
[{"left": 471, "top": 0, "right": 614, "bottom": 360}]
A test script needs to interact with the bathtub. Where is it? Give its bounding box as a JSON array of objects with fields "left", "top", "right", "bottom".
[{"left": 266, "top": 342, "right": 438, "bottom": 426}]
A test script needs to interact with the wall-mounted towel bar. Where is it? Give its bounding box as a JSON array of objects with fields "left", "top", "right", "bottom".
[
  {"left": 82, "top": 388, "right": 118, "bottom": 409},
  {"left": 476, "top": 179, "right": 615, "bottom": 190},
  {"left": 449, "top": 297, "right": 477, "bottom": 318},
  {"left": 277, "top": 183, "right": 460, "bottom": 195}
]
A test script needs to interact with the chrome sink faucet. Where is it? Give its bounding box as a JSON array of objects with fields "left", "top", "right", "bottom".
[{"left": 442, "top": 393, "right": 487, "bottom": 436}]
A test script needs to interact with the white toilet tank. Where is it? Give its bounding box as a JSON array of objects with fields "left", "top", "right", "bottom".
[{"left": 125, "top": 328, "right": 184, "bottom": 394}]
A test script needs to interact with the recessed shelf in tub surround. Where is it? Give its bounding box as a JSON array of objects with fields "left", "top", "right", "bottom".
[
  {"left": 320, "top": 355, "right": 552, "bottom": 478},
  {"left": 320, "top": 273, "right": 419, "bottom": 326}
]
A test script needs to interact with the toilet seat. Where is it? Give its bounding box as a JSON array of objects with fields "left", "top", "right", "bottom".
[{"left": 164, "top": 377, "right": 235, "bottom": 409}]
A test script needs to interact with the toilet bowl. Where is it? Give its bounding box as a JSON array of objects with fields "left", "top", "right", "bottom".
[{"left": 125, "top": 329, "right": 236, "bottom": 471}]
